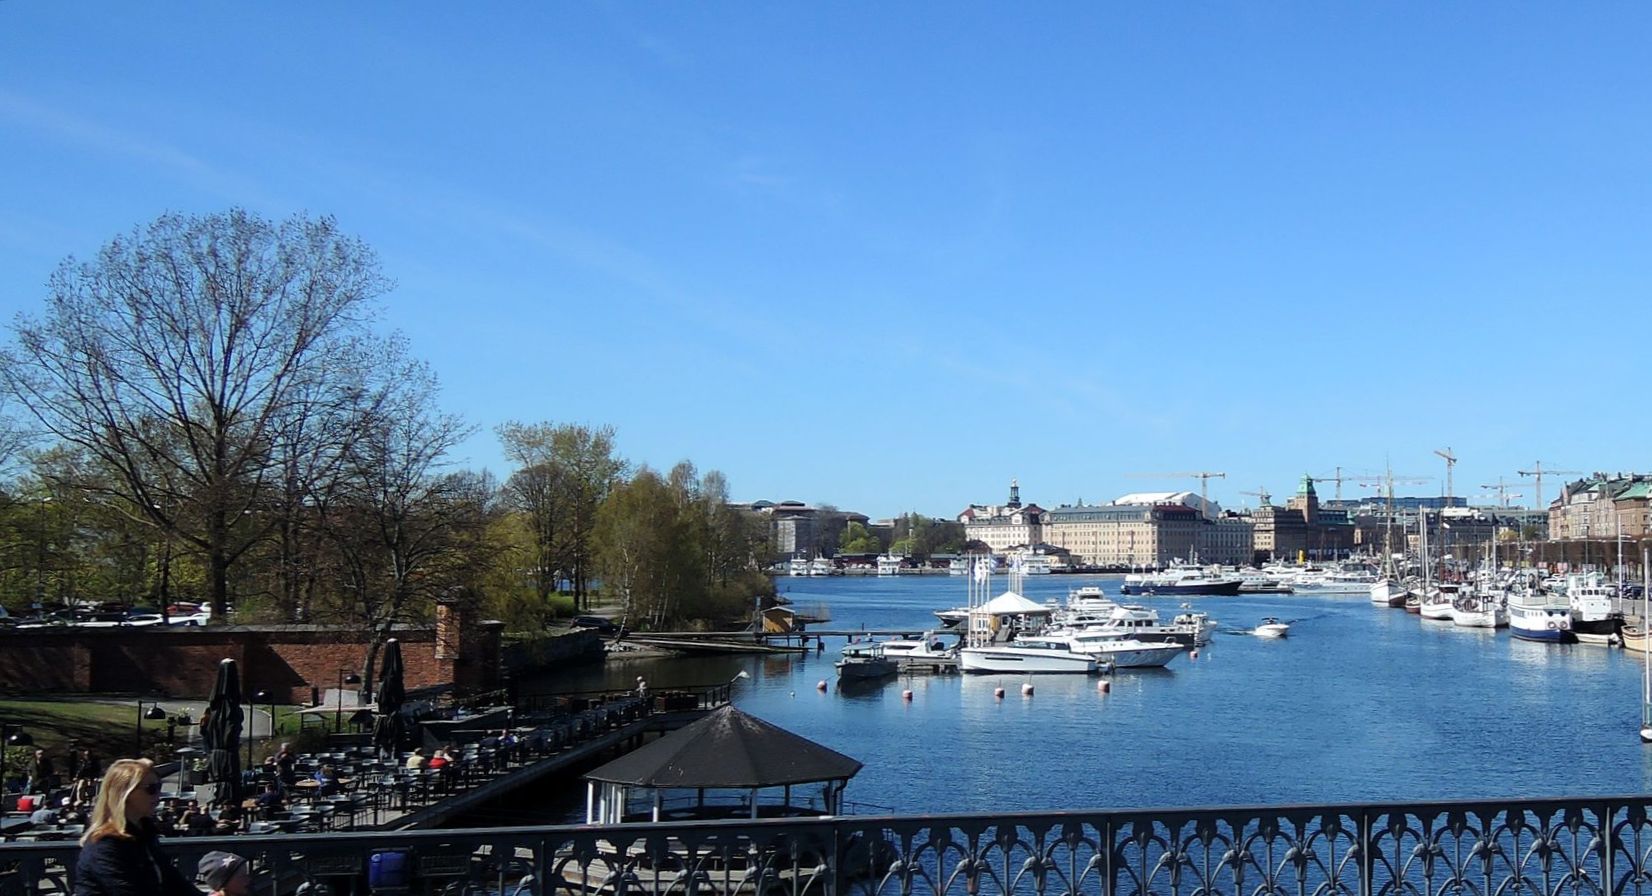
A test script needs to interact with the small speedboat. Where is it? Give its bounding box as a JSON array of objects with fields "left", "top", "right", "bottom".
[{"left": 1254, "top": 617, "right": 1290, "bottom": 639}]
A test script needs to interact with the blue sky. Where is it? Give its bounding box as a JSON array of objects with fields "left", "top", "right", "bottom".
[{"left": 2, "top": 5, "right": 1648, "bottom": 520}]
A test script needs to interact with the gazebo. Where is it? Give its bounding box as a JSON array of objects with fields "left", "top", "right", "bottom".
[{"left": 584, "top": 705, "right": 862, "bottom": 824}]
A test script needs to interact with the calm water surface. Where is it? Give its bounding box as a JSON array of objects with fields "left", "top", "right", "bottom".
[{"left": 522, "top": 574, "right": 1652, "bottom": 815}]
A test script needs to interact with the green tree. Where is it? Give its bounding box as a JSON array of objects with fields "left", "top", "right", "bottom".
[
  {"left": 840, "top": 521, "right": 883, "bottom": 554},
  {"left": 497, "top": 422, "right": 627, "bottom": 611},
  {"left": 2, "top": 210, "right": 393, "bottom": 618}
]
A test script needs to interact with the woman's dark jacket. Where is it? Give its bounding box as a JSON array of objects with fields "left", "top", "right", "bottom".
[{"left": 73, "top": 820, "right": 200, "bottom": 896}]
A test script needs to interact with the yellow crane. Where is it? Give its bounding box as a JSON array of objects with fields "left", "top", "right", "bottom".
[
  {"left": 1434, "top": 448, "right": 1458, "bottom": 503},
  {"left": 1517, "top": 462, "right": 1584, "bottom": 511},
  {"left": 1127, "top": 471, "right": 1228, "bottom": 508}
]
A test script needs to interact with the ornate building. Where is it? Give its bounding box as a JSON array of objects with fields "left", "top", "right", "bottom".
[
  {"left": 957, "top": 480, "right": 1045, "bottom": 552},
  {"left": 1250, "top": 475, "right": 1356, "bottom": 562}
]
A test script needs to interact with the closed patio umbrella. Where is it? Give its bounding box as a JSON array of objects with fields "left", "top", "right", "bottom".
[
  {"left": 372, "top": 639, "right": 406, "bottom": 759},
  {"left": 203, "top": 658, "right": 244, "bottom": 803}
]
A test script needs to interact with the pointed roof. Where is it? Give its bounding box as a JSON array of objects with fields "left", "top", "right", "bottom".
[
  {"left": 978, "top": 590, "right": 1049, "bottom": 615},
  {"left": 584, "top": 705, "right": 862, "bottom": 789}
]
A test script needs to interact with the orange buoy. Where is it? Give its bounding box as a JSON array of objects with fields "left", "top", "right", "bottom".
[{"left": 993, "top": 687, "right": 1006, "bottom": 699}]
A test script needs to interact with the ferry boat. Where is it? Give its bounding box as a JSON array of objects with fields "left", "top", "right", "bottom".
[
  {"left": 1120, "top": 566, "right": 1243, "bottom": 596},
  {"left": 1508, "top": 591, "right": 1574, "bottom": 643},
  {"left": 1566, "top": 573, "right": 1623, "bottom": 645}
]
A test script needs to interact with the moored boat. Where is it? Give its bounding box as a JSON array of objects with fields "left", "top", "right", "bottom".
[
  {"left": 1508, "top": 591, "right": 1574, "bottom": 643},
  {"left": 1120, "top": 566, "right": 1243, "bottom": 596}
]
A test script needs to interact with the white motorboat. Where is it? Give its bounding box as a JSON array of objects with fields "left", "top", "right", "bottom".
[
  {"left": 807, "top": 557, "right": 837, "bottom": 576},
  {"left": 958, "top": 640, "right": 1100, "bottom": 674},
  {"left": 1120, "top": 565, "right": 1243, "bottom": 595},
  {"left": 1043, "top": 631, "right": 1181, "bottom": 668},
  {"left": 879, "top": 632, "right": 956, "bottom": 663},
  {"left": 1253, "top": 617, "right": 1290, "bottom": 638},
  {"left": 1053, "top": 604, "right": 1207, "bottom": 648},
  {"left": 875, "top": 554, "right": 905, "bottom": 576},
  {"left": 933, "top": 606, "right": 970, "bottom": 627},
  {"left": 1294, "top": 564, "right": 1380, "bottom": 594},
  {"left": 1566, "top": 573, "right": 1622, "bottom": 645},
  {"left": 786, "top": 557, "right": 811, "bottom": 576}
]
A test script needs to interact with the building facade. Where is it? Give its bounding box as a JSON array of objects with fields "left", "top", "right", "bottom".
[
  {"left": 1250, "top": 475, "right": 1356, "bottom": 562},
  {"left": 1043, "top": 502, "right": 1206, "bottom": 567},
  {"left": 1550, "top": 474, "right": 1652, "bottom": 540},
  {"left": 958, "top": 480, "right": 1045, "bottom": 552}
]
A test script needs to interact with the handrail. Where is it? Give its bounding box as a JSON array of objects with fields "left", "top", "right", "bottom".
[{"left": 3, "top": 794, "right": 1648, "bottom": 896}]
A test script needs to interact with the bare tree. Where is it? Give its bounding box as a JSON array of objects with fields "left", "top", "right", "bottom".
[
  {"left": 2, "top": 210, "right": 390, "bottom": 616},
  {"left": 496, "top": 422, "right": 626, "bottom": 611}
]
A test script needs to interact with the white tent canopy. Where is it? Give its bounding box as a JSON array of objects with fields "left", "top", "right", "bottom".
[{"left": 977, "top": 591, "right": 1049, "bottom": 616}]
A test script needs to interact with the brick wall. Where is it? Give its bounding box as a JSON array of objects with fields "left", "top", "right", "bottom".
[{"left": 0, "top": 620, "right": 502, "bottom": 702}]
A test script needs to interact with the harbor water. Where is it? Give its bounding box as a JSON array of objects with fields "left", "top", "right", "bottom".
[{"left": 520, "top": 574, "right": 1652, "bottom": 818}]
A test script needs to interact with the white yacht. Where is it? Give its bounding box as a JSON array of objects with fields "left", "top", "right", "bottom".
[
  {"left": 958, "top": 639, "right": 1100, "bottom": 674},
  {"left": 786, "top": 557, "right": 811, "bottom": 577},
  {"left": 1295, "top": 564, "right": 1380, "bottom": 594},
  {"left": 1042, "top": 630, "right": 1182, "bottom": 668},
  {"left": 1120, "top": 566, "right": 1243, "bottom": 596},
  {"left": 807, "top": 557, "right": 837, "bottom": 576},
  {"left": 1054, "top": 603, "right": 1209, "bottom": 648},
  {"left": 875, "top": 554, "right": 905, "bottom": 576}
]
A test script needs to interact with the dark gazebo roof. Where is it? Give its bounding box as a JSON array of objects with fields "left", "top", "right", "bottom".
[{"left": 585, "top": 705, "right": 862, "bottom": 789}]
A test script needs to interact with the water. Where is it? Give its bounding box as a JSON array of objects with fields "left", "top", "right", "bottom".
[{"left": 520, "top": 574, "right": 1652, "bottom": 816}]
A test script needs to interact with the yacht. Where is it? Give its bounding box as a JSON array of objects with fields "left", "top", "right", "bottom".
[
  {"left": 933, "top": 606, "right": 970, "bottom": 627},
  {"left": 1055, "top": 603, "right": 1209, "bottom": 648},
  {"left": 1120, "top": 566, "right": 1243, "bottom": 596},
  {"left": 786, "top": 557, "right": 811, "bottom": 577},
  {"left": 958, "top": 638, "right": 1100, "bottom": 674},
  {"left": 1039, "top": 631, "right": 1182, "bottom": 668},
  {"left": 807, "top": 557, "right": 837, "bottom": 577},
  {"left": 878, "top": 632, "right": 956, "bottom": 663},
  {"left": 1294, "top": 564, "right": 1381, "bottom": 594},
  {"left": 875, "top": 554, "right": 905, "bottom": 576},
  {"left": 1006, "top": 551, "right": 1052, "bottom": 575}
]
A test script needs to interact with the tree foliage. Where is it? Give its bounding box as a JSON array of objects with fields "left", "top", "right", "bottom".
[
  {"left": 2, "top": 210, "right": 391, "bottom": 617},
  {"left": 497, "top": 422, "right": 626, "bottom": 611}
]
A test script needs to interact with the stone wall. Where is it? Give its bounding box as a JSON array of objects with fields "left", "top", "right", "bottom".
[{"left": 0, "top": 618, "right": 503, "bottom": 703}]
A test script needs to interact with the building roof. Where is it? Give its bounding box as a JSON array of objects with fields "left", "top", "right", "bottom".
[
  {"left": 1616, "top": 482, "right": 1652, "bottom": 501},
  {"left": 584, "top": 705, "right": 862, "bottom": 789}
]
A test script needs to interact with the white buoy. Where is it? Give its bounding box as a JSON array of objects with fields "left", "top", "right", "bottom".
[
  {"left": 817, "top": 680, "right": 828, "bottom": 692},
  {"left": 1021, "top": 682, "right": 1035, "bottom": 697},
  {"left": 1190, "top": 649, "right": 1199, "bottom": 660},
  {"left": 902, "top": 689, "right": 913, "bottom": 701},
  {"left": 1099, "top": 680, "right": 1111, "bottom": 693},
  {"left": 993, "top": 686, "right": 1005, "bottom": 699}
]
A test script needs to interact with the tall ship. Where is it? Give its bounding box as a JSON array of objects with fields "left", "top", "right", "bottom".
[{"left": 1120, "top": 565, "right": 1243, "bottom": 596}]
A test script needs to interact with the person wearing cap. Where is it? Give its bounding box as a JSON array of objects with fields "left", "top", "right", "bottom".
[
  {"left": 197, "top": 851, "right": 251, "bottom": 896},
  {"left": 74, "top": 758, "right": 199, "bottom": 896}
]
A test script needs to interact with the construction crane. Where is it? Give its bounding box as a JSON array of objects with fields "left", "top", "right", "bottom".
[
  {"left": 1127, "top": 471, "right": 1227, "bottom": 508},
  {"left": 1312, "top": 466, "right": 1355, "bottom": 502},
  {"left": 1517, "top": 462, "right": 1584, "bottom": 512},
  {"left": 1434, "top": 448, "right": 1458, "bottom": 503},
  {"left": 1238, "top": 487, "right": 1272, "bottom": 508},
  {"left": 1479, "top": 478, "right": 1523, "bottom": 508}
]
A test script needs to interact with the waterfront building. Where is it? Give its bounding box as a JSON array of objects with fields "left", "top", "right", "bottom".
[
  {"left": 1549, "top": 473, "right": 1652, "bottom": 541},
  {"left": 1250, "top": 476, "right": 1356, "bottom": 562},
  {"left": 1043, "top": 501, "right": 1201, "bottom": 567},
  {"left": 1202, "top": 512, "right": 1255, "bottom": 566},
  {"left": 957, "top": 480, "right": 1045, "bottom": 552},
  {"left": 734, "top": 500, "right": 870, "bottom": 559}
]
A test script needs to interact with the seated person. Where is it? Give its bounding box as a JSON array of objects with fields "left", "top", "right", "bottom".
[
  {"left": 405, "top": 748, "right": 426, "bottom": 769},
  {"left": 181, "top": 801, "right": 215, "bottom": 837},
  {"left": 254, "top": 782, "right": 285, "bottom": 817},
  {"left": 312, "top": 765, "right": 340, "bottom": 797},
  {"left": 213, "top": 800, "right": 245, "bottom": 835}
]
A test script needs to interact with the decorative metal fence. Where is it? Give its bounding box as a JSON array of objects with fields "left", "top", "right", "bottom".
[{"left": 3, "top": 796, "right": 1650, "bottom": 896}]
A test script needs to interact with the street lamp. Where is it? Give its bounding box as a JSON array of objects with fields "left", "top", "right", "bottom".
[
  {"left": 335, "top": 670, "right": 361, "bottom": 732},
  {"left": 34, "top": 495, "right": 51, "bottom": 605},
  {"left": 250, "top": 690, "right": 272, "bottom": 768},
  {"left": 0, "top": 722, "right": 33, "bottom": 795},
  {"left": 136, "top": 700, "right": 168, "bottom": 754}
]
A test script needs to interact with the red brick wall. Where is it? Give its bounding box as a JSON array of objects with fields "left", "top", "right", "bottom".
[{"left": 0, "top": 623, "right": 501, "bottom": 703}]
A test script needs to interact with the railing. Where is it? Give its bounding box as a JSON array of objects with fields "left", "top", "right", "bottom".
[
  {"left": 514, "top": 682, "right": 736, "bottom": 718},
  {"left": 6, "top": 796, "right": 1652, "bottom": 896}
]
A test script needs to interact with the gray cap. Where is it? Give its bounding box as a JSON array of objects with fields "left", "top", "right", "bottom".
[{"left": 198, "top": 851, "right": 248, "bottom": 890}]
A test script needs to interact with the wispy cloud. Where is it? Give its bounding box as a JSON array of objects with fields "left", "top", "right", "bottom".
[{"left": 0, "top": 89, "right": 283, "bottom": 207}]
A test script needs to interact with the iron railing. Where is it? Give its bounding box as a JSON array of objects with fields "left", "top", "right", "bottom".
[{"left": 5, "top": 796, "right": 1652, "bottom": 896}]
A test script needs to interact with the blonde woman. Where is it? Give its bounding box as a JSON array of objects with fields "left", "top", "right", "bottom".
[{"left": 74, "top": 759, "right": 200, "bottom": 896}]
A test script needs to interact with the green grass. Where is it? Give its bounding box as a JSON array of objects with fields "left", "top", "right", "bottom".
[{"left": 0, "top": 697, "right": 314, "bottom": 771}]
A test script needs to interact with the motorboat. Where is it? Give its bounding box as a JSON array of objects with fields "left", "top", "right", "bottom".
[
  {"left": 1053, "top": 604, "right": 1207, "bottom": 648},
  {"left": 958, "top": 640, "right": 1100, "bottom": 674},
  {"left": 1120, "top": 566, "right": 1243, "bottom": 596},
  {"left": 1253, "top": 617, "right": 1289, "bottom": 639},
  {"left": 1294, "top": 565, "right": 1381, "bottom": 594},
  {"left": 1064, "top": 585, "right": 1116, "bottom": 615},
  {"left": 807, "top": 557, "right": 837, "bottom": 576},
  {"left": 786, "top": 557, "right": 811, "bottom": 577},
  {"left": 1418, "top": 589, "right": 1455, "bottom": 621},
  {"left": 878, "top": 632, "right": 956, "bottom": 668},
  {"left": 835, "top": 643, "right": 898, "bottom": 680},
  {"left": 1045, "top": 630, "right": 1182, "bottom": 667},
  {"left": 933, "top": 606, "right": 970, "bottom": 627}
]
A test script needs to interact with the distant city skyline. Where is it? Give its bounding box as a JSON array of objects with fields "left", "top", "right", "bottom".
[{"left": 3, "top": 5, "right": 1647, "bottom": 520}]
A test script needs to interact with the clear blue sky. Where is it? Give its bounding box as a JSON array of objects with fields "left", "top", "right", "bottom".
[{"left": 2, "top": 5, "right": 1648, "bottom": 519}]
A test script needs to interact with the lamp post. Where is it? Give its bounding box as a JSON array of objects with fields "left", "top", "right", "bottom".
[
  {"left": 250, "top": 690, "right": 272, "bottom": 768},
  {"left": 0, "top": 723, "right": 32, "bottom": 795},
  {"left": 335, "top": 670, "right": 361, "bottom": 732},
  {"left": 34, "top": 495, "right": 51, "bottom": 605},
  {"left": 136, "top": 700, "right": 168, "bottom": 755}
]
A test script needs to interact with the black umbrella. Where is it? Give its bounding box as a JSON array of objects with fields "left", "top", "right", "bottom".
[
  {"left": 204, "top": 658, "right": 244, "bottom": 803},
  {"left": 372, "top": 639, "right": 406, "bottom": 759}
]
